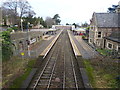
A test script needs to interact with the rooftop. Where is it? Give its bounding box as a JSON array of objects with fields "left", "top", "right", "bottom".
[
  {"left": 94, "top": 13, "right": 120, "bottom": 27},
  {"left": 105, "top": 31, "right": 120, "bottom": 43}
]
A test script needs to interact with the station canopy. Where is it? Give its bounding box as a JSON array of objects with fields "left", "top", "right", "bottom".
[
  {"left": 74, "top": 28, "right": 86, "bottom": 32},
  {"left": 48, "top": 28, "right": 56, "bottom": 31}
]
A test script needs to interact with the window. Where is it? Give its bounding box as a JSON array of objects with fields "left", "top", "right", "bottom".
[
  {"left": 98, "top": 32, "right": 101, "bottom": 34},
  {"left": 118, "top": 46, "right": 120, "bottom": 52},
  {"left": 98, "top": 35, "right": 101, "bottom": 38},
  {"left": 98, "top": 31, "right": 101, "bottom": 38},
  {"left": 107, "top": 43, "right": 113, "bottom": 49},
  {"left": 90, "top": 39, "right": 92, "bottom": 42}
]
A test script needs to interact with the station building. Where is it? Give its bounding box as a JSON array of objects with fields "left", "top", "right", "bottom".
[
  {"left": 52, "top": 25, "right": 75, "bottom": 30},
  {"left": 89, "top": 12, "right": 120, "bottom": 52}
]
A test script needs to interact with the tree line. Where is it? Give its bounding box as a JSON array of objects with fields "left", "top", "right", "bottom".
[
  {"left": 1, "top": 0, "right": 61, "bottom": 30},
  {"left": 1, "top": 0, "right": 61, "bottom": 61}
]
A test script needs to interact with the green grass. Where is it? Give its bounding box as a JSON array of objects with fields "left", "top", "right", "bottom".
[
  {"left": 83, "top": 60, "right": 95, "bottom": 87},
  {"left": 95, "top": 71, "right": 119, "bottom": 88},
  {"left": 89, "top": 57, "right": 119, "bottom": 88},
  {"left": 97, "top": 49, "right": 107, "bottom": 55},
  {"left": 96, "top": 49, "right": 111, "bottom": 56},
  {"left": 10, "top": 60, "right": 36, "bottom": 89},
  {"left": 84, "top": 60, "right": 118, "bottom": 88},
  {"left": 103, "top": 74, "right": 117, "bottom": 88},
  {"left": 0, "top": 32, "right": 2, "bottom": 38}
]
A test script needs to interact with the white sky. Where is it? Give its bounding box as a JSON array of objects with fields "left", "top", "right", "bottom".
[{"left": 1, "top": 0, "right": 119, "bottom": 25}]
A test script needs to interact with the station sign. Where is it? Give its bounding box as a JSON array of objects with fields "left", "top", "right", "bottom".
[{"left": 30, "top": 38, "right": 36, "bottom": 44}]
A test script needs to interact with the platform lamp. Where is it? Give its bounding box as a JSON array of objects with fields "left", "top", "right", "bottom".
[
  {"left": 27, "top": 22, "right": 31, "bottom": 57},
  {"left": 21, "top": 18, "right": 23, "bottom": 32},
  {"left": 28, "top": 22, "right": 30, "bottom": 31}
]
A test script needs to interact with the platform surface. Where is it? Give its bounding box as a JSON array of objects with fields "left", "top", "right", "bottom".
[{"left": 68, "top": 30, "right": 81, "bottom": 56}]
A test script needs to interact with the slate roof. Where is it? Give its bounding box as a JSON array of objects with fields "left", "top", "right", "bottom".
[
  {"left": 94, "top": 13, "right": 120, "bottom": 27},
  {"left": 105, "top": 31, "right": 120, "bottom": 43}
]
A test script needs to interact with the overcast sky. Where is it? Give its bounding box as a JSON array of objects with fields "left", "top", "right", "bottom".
[
  {"left": 28, "top": 0, "right": 119, "bottom": 25},
  {"left": 1, "top": 0, "right": 119, "bottom": 25}
]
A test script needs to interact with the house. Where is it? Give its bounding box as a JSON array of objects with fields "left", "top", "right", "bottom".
[
  {"left": 89, "top": 12, "right": 120, "bottom": 49},
  {"left": 104, "top": 31, "right": 120, "bottom": 52}
]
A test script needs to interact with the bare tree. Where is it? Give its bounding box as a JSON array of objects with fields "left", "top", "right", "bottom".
[
  {"left": 0, "top": 7, "right": 2, "bottom": 25},
  {"left": 2, "top": 7, "right": 17, "bottom": 25},
  {"left": 3, "top": 0, "right": 18, "bottom": 16},
  {"left": 2, "top": 0, "right": 18, "bottom": 24},
  {"left": 2, "top": 0, "right": 36, "bottom": 25},
  {"left": 45, "top": 17, "right": 55, "bottom": 28},
  {"left": 18, "top": 0, "right": 35, "bottom": 18}
]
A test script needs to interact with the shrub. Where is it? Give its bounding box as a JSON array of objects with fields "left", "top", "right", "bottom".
[
  {"left": 2, "top": 31, "right": 13, "bottom": 61},
  {"left": 7, "top": 28, "right": 13, "bottom": 32},
  {"left": 12, "top": 27, "right": 18, "bottom": 31},
  {"left": 82, "top": 35, "right": 85, "bottom": 39}
]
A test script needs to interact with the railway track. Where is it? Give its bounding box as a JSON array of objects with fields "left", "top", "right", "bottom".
[
  {"left": 29, "top": 30, "right": 84, "bottom": 89},
  {"left": 32, "top": 33, "right": 61, "bottom": 89}
]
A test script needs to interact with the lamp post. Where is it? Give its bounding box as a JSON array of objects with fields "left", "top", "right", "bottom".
[
  {"left": 28, "top": 22, "right": 30, "bottom": 31},
  {"left": 21, "top": 18, "right": 23, "bottom": 32},
  {"left": 27, "top": 22, "right": 30, "bottom": 57}
]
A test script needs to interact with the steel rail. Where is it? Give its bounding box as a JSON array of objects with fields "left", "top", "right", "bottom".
[
  {"left": 70, "top": 55, "right": 79, "bottom": 89},
  {"left": 33, "top": 32, "right": 61, "bottom": 90},
  {"left": 63, "top": 35, "right": 66, "bottom": 89},
  {"left": 47, "top": 46, "right": 60, "bottom": 89},
  {"left": 67, "top": 30, "right": 79, "bottom": 89}
]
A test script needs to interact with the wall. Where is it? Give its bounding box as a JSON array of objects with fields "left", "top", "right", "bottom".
[
  {"left": 105, "top": 39, "right": 120, "bottom": 51},
  {"left": 89, "top": 27, "right": 119, "bottom": 48},
  {"left": 10, "top": 31, "right": 43, "bottom": 56}
]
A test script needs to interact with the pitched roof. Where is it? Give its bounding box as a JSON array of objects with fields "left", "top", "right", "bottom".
[
  {"left": 94, "top": 13, "right": 120, "bottom": 27},
  {"left": 105, "top": 31, "right": 120, "bottom": 43}
]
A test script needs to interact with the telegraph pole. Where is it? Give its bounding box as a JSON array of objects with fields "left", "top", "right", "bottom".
[
  {"left": 27, "top": 22, "right": 31, "bottom": 57},
  {"left": 21, "top": 18, "right": 23, "bottom": 32}
]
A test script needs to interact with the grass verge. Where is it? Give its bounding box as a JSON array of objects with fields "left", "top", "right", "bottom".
[
  {"left": 10, "top": 60, "right": 36, "bottom": 88},
  {"left": 83, "top": 58, "right": 119, "bottom": 88},
  {"left": 84, "top": 57, "right": 119, "bottom": 88},
  {"left": 96, "top": 49, "right": 107, "bottom": 56},
  {"left": 96, "top": 48, "right": 113, "bottom": 56},
  {"left": 83, "top": 60, "right": 95, "bottom": 87},
  {"left": 2, "top": 57, "right": 36, "bottom": 89}
]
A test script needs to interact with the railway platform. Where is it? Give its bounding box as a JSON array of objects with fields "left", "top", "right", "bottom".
[
  {"left": 69, "top": 30, "right": 100, "bottom": 59},
  {"left": 22, "top": 30, "right": 91, "bottom": 89},
  {"left": 27, "top": 30, "right": 91, "bottom": 89}
]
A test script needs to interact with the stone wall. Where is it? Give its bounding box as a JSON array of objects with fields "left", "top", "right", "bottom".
[
  {"left": 10, "top": 31, "right": 43, "bottom": 55},
  {"left": 105, "top": 39, "right": 120, "bottom": 51},
  {"left": 89, "top": 27, "right": 120, "bottom": 49}
]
